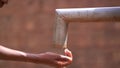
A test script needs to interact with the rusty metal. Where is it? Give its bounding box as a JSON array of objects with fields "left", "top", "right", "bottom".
[{"left": 54, "top": 7, "right": 120, "bottom": 48}]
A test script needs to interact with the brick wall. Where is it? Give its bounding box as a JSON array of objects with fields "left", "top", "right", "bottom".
[{"left": 0, "top": 0, "right": 120, "bottom": 68}]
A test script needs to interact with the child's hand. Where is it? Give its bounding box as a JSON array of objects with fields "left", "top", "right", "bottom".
[{"left": 30, "top": 49, "right": 73, "bottom": 68}]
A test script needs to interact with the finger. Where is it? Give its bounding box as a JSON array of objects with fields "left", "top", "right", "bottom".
[
  {"left": 60, "top": 55, "right": 72, "bottom": 61},
  {"left": 56, "top": 61, "right": 69, "bottom": 67},
  {"left": 64, "top": 49, "right": 72, "bottom": 58},
  {"left": 56, "top": 55, "right": 71, "bottom": 61}
]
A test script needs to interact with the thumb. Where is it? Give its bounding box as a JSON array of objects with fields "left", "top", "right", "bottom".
[{"left": 64, "top": 48, "right": 72, "bottom": 58}]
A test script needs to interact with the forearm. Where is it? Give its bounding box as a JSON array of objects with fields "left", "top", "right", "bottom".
[{"left": 0, "top": 45, "right": 42, "bottom": 63}]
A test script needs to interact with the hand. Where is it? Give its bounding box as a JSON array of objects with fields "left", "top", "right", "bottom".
[{"left": 30, "top": 49, "right": 73, "bottom": 68}]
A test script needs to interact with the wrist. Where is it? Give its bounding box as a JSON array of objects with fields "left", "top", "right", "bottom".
[{"left": 26, "top": 53, "right": 44, "bottom": 64}]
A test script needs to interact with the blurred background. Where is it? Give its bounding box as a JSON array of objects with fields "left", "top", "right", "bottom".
[{"left": 0, "top": 0, "right": 120, "bottom": 68}]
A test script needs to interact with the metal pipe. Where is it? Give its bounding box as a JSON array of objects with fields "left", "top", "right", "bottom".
[
  {"left": 54, "top": 14, "right": 68, "bottom": 48},
  {"left": 54, "top": 7, "right": 120, "bottom": 48}
]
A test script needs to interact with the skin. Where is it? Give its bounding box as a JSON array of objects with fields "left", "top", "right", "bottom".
[{"left": 0, "top": 45, "right": 72, "bottom": 67}]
